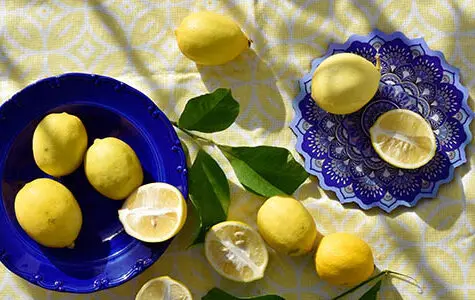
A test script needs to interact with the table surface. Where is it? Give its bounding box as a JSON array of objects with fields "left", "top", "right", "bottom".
[{"left": 0, "top": 0, "right": 474, "bottom": 299}]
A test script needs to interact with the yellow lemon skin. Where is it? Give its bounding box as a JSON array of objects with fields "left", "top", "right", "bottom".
[
  {"left": 175, "top": 11, "right": 250, "bottom": 65},
  {"left": 315, "top": 232, "right": 374, "bottom": 286},
  {"left": 33, "top": 112, "right": 88, "bottom": 177},
  {"left": 84, "top": 137, "right": 143, "bottom": 200},
  {"left": 257, "top": 195, "right": 321, "bottom": 256},
  {"left": 14, "top": 178, "right": 82, "bottom": 248},
  {"left": 311, "top": 53, "right": 381, "bottom": 114}
]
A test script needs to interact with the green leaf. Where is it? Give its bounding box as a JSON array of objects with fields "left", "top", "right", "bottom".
[
  {"left": 359, "top": 280, "right": 382, "bottom": 300},
  {"left": 189, "top": 150, "right": 230, "bottom": 245},
  {"left": 202, "top": 288, "right": 285, "bottom": 300},
  {"left": 219, "top": 145, "right": 309, "bottom": 197},
  {"left": 178, "top": 88, "right": 239, "bottom": 133}
]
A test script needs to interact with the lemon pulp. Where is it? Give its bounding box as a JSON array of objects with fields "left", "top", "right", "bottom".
[
  {"left": 204, "top": 221, "right": 268, "bottom": 282},
  {"left": 119, "top": 182, "right": 187, "bottom": 243},
  {"left": 370, "top": 109, "right": 436, "bottom": 169},
  {"left": 135, "top": 276, "right": 192, "bottom": 300}
]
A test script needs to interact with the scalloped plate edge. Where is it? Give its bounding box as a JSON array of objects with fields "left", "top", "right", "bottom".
[{"left": 290, "top": 30, "right": 473, "bottom": 212}]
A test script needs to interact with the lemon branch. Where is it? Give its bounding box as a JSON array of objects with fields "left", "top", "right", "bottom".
[
  {"left": 331, "top": 270, "right": 422, "bottom": 300},
  {"left": 171, "top": 121, "right": 217, "bottom": 146},
  {"left": 171, "top": 122, "right": 236, "bottom": 163}
]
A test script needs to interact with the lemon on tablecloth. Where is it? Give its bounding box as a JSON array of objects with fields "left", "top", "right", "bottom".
[
  {"left": 135, "top": 276, "right": 192, "bottom": 300},
  {"left": 175, "top": 11, "right": 250, "bottom": 65},
  {"left": 370, "top": 109, "right": 436, "bottom": 169},
  {"left": 119, "top": 182, "right": 187, "bottom": 243},
  {"left": 315, "top": 232, "right": 374, "bottom": 286},
  {"left": 205, "top": 221, "right": 268, "bottom": 282}
]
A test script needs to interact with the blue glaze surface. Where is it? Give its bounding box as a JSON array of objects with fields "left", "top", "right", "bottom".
[{"left": 0, "top": 73, "right": 188, "bottom": 293}]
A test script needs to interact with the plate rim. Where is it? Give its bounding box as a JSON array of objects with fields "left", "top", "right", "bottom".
[{"left": 0, "top": 73, "right": 188, "bottom": 293}]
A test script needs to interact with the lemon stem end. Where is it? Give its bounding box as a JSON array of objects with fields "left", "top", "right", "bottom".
[{"left": 375, "top": 54, "right": 381, "bottom": 72}]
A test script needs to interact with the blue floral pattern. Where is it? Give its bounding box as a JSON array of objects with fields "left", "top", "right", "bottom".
[{"left": 291, "top": 30, "right": 473, "bottom": 212}]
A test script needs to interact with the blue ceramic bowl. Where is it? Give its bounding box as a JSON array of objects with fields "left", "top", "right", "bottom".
[{"left": 0, "top": 73, "right": 188, "bottom": 293}]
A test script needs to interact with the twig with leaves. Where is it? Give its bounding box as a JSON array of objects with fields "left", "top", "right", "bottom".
[
  {"left": 172, "top": 88, "right": 423, "bottom": 300},
  {"left": 172, "top": 88, "right": 308, "bottom": 244}
]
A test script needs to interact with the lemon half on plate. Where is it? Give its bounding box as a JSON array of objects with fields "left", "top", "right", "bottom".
[
  {"left": 119, "top": 182, "right": 187, "bottom": 243},
  {"left": 136, "top": 276, "right": 192, "bottom": 300},
  {"left": 205, "top": 221, "right": 268, "bottom": 282},
  {"left": 370, "top": 109, "right": 436, "bottom": 169}
]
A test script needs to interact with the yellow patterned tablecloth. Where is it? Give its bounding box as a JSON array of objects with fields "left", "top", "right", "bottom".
[{"left": 1, "top": 0, "right": 474, "bottom": 299}]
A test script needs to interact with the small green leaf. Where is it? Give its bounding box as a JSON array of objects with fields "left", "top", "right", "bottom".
[
  {"left": 189, "top": 150, "right": 230, "bottom": 245},
  {"left": 202, "top": 288, "right": 285, "bottom": 300},
  {"left": 219, "top": 145, "right": 309, "bottom": 197},
  {"left": 359, "top": 280, "right": 382, "bottom": 300},
  {"left": 178, "top": 88, "right": 239, "bottom": 133}
]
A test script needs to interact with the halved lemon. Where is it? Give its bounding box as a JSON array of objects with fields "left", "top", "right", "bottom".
[
  {"left": 135, "top": 276, "right": 192, "bottom": 300},
  {"left": 118, "top": 182, "right": 187, "bottom": 243},
  {"left": 204, "top": 221, "right": 268, "bottom": 282},
  {"left": 370, "top": 109, "right": 436, "bottom": 169}
]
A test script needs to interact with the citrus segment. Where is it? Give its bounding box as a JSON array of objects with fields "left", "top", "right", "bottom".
[
  {"left": 135, "top": 276, "right": 192, "bottom": 300},
  {"left": 370, "top": 109, "right": 436, "bottom": 169},
  {"left": 119, "top": 183, "right": 187, "bottom": 243},
  {"left": 205, "top": 221, "right": 268, "bottom": 282}
]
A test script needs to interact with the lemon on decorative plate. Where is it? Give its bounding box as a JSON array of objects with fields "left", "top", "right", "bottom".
[{"left": 370, "top": 109, "right": 436, "bottom": 169}]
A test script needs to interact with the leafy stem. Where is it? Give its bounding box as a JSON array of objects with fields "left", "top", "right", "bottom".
[
  {"left": 172, "top": 121, "right": 216, "bottom": 146},
  {"left": 172, "top": 88, "right": 308, "bottom": 243},
  {"left": 332, "top": 269, "right": 423, "bottom": 300},
  {"left": 331, "top": 270, "right": 388, "bottom": 300},
  {"left": 171, "top": 122, "right": 237, "bottom": 158},
  {"left": 171, "top": 88, "right": 420, "bottom": 300},
  {"left": 385, "top": 270, "right": 423, "bottom": 294}
]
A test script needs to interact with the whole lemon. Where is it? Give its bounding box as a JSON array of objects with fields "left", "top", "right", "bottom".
[
  {"left": 315, "top": 232, "right": 374, "bottom": 286},
  {"left": 175, "top": 11, "right": 250, "bottom": 65},
  {"left": 84, "top": 137, "right": 143, "bottom": 200},
  {"left": 257, "top": 195, "right": 321, "bottom": 256},
  {"left": 15, "top": 178, "right": 82, "bottom": 248},
  {"left": 311, "top": 53, "right": 381, "bottom": 114},
  {"left": 33, "top": 112, "right": 88, "bottom": 177}
]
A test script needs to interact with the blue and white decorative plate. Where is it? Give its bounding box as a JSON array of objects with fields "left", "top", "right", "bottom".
[{"left": 290, "top": 30, "right": 473, "bottom": 212}]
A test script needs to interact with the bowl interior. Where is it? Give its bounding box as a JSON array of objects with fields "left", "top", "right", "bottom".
[{"left": 2, "top": 103, "right": 160, "bottom": 267}]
